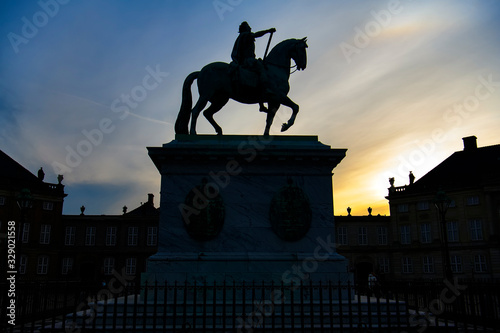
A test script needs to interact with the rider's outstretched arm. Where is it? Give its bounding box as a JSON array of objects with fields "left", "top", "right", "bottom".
[{"left": 253, "top": 28, "right": 276, "bottom": 38}]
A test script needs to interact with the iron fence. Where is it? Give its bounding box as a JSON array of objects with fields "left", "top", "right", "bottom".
[{"left": 1, "top": 279, "right": 499, "bottom": 332}]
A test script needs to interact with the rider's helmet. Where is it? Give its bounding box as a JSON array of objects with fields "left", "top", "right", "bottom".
[{"left": 239, "top": 21, "right": 251, "bottom": 33}]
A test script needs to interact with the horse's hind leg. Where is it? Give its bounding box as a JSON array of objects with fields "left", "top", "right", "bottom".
[
  {"left": 190, "top": 97, "right": 208, "bottom": 135},
  {"left": 203, "top": 98, "right": 228, "bottom": 135}
]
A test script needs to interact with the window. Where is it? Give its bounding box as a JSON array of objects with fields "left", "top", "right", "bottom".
[
  {"left": 466, "top": 195, "right": 479, "bottom": 206},
  {"left": 0, "top": 196, "right": 5, "bottom": 205},
  {"left": 126, "top": 257, "right": 137, "bottom": 276},
  {"left": 37, "top": 256, "right": 49, "bottom": 274},
  {"left": 402, "top": 257, "right": 413, "bottom": 273},
  {"left": 417, "top": 201, "right": 429, "bottom": 211},
  {"left": 65, "top": 226, "right": 75, "bottom": 246},
  {"left": 450, "top": 255, "right": 462, "bottom": 273},
  {"left": 447, "top": 221, "right": 459, "bottom": 242},
  {"left": 147, "top": 227, "right": 157, "bottom": 246},
  {"left": 469, "top": 219, "right": 483, "bottom": 241},
  {"left": 474, "top": 254, "right": 487, "bottom": 273},
  {"left": 85, "top": 227, "right": 96, "bottom": 246},
  {"left": 19, "top": 256, "right": 27, "bottom": 274},
  {"left": 449, "top": 200, "right": 456, "bottom": 208},
  {"left": 422, "top": 256, "right": 434, "bottom": 273},
  {"left": 39, "top": 224, "right": 51, "bottom": 244},
  {"left": 420, "top": 224, "right": 431, "bottom": 243},
  {"left": 378, "top": 257, "right": 389, "bottom": 273},
  {"left": 398, "top": 204, "right": 409, "bottom": 213},
  {"left": 377, "top": 226, "right": 387, "bottom": 245},
  {"left": 128, "top": 227, "right": 138, "bottom": 246},
  {"left": 106, "top": 227, "right": 117, "bottom": 246},
  {"left": 337, "top": 227, "right": 348, "bottom": 245},
  {"left": 400, "top": 225, "right": 411, "bottom": 244},
  {"left": 42, "top": 201, "right": 54, "bottom": 210},
  {"left": 358, "top": 227, "right": 367, "bottom": 245},
  {"left": 61, "top": 258, "right": 74, "bottom": 275},
  {"left": 104, "top": 257, "right": 115, "bottom": 275},
  {"left": 22, "top": 223, "right": 30, "bottom": 243}
]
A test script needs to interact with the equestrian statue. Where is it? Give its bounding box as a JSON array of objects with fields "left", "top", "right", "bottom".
[{"left": 174, "top": 21, "right": 308, "bottom": 136}]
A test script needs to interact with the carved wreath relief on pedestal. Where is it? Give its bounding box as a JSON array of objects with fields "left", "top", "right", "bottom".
[
  {"left": 269, "top": 179, "right": 312, "bottom": 241},
  {"left": 182, "top": 178, "right": 225, "bottom": 241}
]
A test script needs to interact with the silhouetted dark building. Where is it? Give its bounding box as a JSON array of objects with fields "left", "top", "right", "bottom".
[
  {"left": 62, "top": 194, "right": 159, "bottom": 283},
  {"left": 0, "top": 150, "right": 158, "bottom": 282},
  {"left": 335, "top": 214, "right": 391, "bottom": 286},
  {"left": 0, "top": 150, "right": 66, "bottom": 281},
  {"left": 386, "top": 136, "right": 500, "bottom": 279},
  {"left": 336, "top": 136, "right": 500, "bottom": 282}
]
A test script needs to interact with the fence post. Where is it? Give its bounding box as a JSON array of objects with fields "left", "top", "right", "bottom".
[
  {"left": 153, "top": 280, "right": 158, "bottom": 329},
  {"left": 222, "top": 280, "right": 227, "bottom": 332},
  {"left": 202, "top": 280, "right": 207, "bottom": 330},
  {"left": 261, "top": 281, "right": 267, "bottom": 331},
  {"left": 271, "top": 280, "right": 276, "bottom": 332},
  {"left": 193, "top": 280, "right": 198, "bottom": 329},
  {"left": 132, "top": 285, "right": 138, "bottom": 330},
  {"left": 347, "top": 280, "right": 353, "bottom": 329},
  {"left": 122, "top": 281, "right": 129, "bottom": 331},
  {"left": 183, "top": 280, "right": 188, "bottom": 330},
  {"left": 163, "top": 280, "right": 168, "bottom": 332},
  {"left": 281, "top": 280, "right": 286, "bottom": 331},
  {"left": 290, "top": 280, "right": 295, "bottom": 332},
  {"left": 173, "top": 280, "right": 178, "bottom": 331},
  {"left": 232, "top": 280, "right": 236, "bottom": 330},
  {"left": 212, "top": 280, "right": 217, "bottom": 333},
  {"left": 336, "top": 280, "right": 343, "bottom": 333}
]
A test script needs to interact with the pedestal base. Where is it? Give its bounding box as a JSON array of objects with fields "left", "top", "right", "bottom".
[{"left": 145, "top": 135, "right": 351, "bottom": 287}]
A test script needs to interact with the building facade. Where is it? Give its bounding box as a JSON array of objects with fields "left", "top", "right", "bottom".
[
  {"left": 335, "top": 213, "right": 391, "bottom": 286},
  {"left": 0, "top": 150, "right": 159, "bottom": 282},
  {"left": 0, "top": 150, "right": 66, "bottom": 282},
  {"left": 336, "top": 136, "right": 499, "bottom": 283},
  {"left": 61, "top": 195, "right": 159, "bottom": 284},
  {"left": 385, "top": 136, "right": 500, "bottom": 280}
]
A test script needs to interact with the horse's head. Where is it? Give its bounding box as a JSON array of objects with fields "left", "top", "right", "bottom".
[{"left": 291, "top": 37, "right": 308, "bottom": 71}]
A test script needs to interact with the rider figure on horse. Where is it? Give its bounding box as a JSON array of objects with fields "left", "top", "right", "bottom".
[{"left": 231, "top": 21, "right": 275, "bottom": 112}]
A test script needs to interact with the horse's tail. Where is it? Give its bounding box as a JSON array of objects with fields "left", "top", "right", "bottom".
[{"left": 175, "top": 71, "right": 200, "bottom": 135}]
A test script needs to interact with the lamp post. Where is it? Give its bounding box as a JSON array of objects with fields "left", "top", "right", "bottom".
[
  {"left": 16, "top": 188, "right": 33, "bottom": 272},
  {"left": 433, "top": 189, "right": 453, "bottom": 281}
]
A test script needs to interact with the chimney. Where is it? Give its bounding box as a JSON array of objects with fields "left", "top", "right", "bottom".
[
  {"left": 147, "top": 193, "right": 154, "bottom": 206},
  {"left": 462, "top": 136, "right": 477, "bottom": 151}
]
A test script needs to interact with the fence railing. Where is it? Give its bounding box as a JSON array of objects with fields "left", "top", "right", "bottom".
[{"left": 1, "top": 279, "right": 499, "bottom": 332}]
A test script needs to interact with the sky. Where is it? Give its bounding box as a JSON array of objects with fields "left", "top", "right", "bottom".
[{"left": 1, "top": 0, "right": 499, "bottom": 216}]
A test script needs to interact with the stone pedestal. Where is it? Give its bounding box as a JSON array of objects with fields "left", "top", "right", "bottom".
[{"left": 143, "top": 135, "right": 351, "bottom": 285}]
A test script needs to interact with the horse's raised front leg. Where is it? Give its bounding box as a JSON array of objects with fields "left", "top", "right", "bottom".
[
  {"left": 280, "top": 96, "right": 299, "bottom": 132},
  {"left": 190, "top": 98, "right": 208, "bottom": 135},
  {"left": 264, "top": 103, "right": 280, "bottom": 136}
]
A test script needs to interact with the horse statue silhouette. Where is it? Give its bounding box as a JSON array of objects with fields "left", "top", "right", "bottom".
[{"left": 174, "top": 37, "right": 308, "bottom": 136}]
